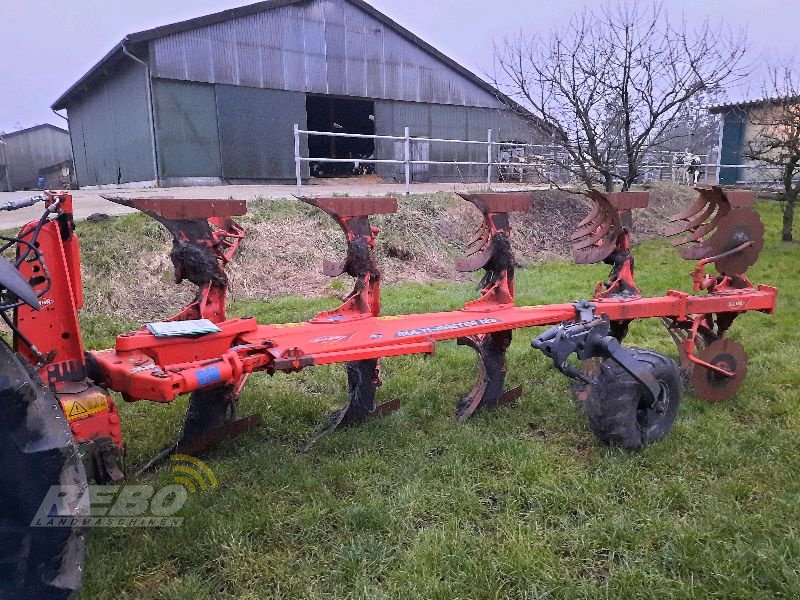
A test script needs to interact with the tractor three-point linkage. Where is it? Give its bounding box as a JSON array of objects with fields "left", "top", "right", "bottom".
[{"left": 0, "top": 186, "right": 775, "bottom": 598}]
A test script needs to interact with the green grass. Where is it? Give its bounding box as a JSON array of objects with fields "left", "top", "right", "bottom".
[{"left": 77, "top": 200, "right": 799, "bottom": 599}]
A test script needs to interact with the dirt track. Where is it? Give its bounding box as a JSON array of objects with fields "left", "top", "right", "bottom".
[{"left": 0, "top": 179, "right": 548, "bottom": 229}]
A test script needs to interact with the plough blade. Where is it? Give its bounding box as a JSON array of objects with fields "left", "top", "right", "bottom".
[
  {"left": 456, "top": 331, "right": 519, "bottom": 421},
  {"left": 301, "top": 359, "right": 399, "bottom": 451},
  {"left": 455, "top": 192, "right": 532, "bottom": 311},
  {"left": 571, "top": 191, "right": 648, "bottom": 300},
  {"left": 666, "top": 187, "right": 731, "bottom": 258},
  {"left": 666, "top": 187, "right": 764, "bottom": 277},
  {"left": 102, "top": 196, "right": 246, "bottom": 323},
  {"left": 571, "top": 191, "right": 648, "bottom": 264},
  {"left": 297, "top": 196, "right": 397, "bottom": 323},
  {"left": 136, "top": 380, "right": 262, "bottom": 475}
]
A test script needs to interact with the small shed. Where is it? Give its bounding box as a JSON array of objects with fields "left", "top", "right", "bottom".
[
  {"left": 0, "top": 124, "right": 74, "bottom": 191},
  {"left": 709, "top": 97, "right": 799, "bottom": 185}
]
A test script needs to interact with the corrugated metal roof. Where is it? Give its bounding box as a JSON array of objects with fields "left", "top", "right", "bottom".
[
  {"left": 708, "top": 94, "right": 800, "bottom": 114},
  {"left": 1, "top": 123, "right": 68, "bottom": 138},
  {"left": 51, "top": 0, "right": 523, "bottom": 115},
  {"left": 142, "top": 0, "right": 505, "bottom": 108}
]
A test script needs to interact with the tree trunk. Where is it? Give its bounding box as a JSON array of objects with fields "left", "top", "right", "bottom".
[
  {"left": 604, "top": 173, "right": 615, "bottom": 192},
  {"left": 783, "top": 193, "right": 796, "bottom": 242},
  {"left": 621, "top": 176, "right": 635, "bottom": 192}
]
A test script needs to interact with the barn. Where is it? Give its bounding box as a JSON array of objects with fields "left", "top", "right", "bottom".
[
  {"left": 51, "top": 0, "right": 544, "bottom": 188},
  {"left": 0, "top": 124, "right": 73, "bottom": 191}
]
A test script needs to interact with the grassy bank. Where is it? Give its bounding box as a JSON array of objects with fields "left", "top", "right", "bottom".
[{"left": 72, "top": 195, "right": 797, "bottom": 599}]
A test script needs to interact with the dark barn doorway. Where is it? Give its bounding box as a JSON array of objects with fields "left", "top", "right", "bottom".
[{"left": 306, "top": 95, "right": 375, "bottom": 177}]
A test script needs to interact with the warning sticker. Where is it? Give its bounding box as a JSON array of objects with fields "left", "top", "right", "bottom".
[{"left": 63, "top": 392, "right": 109, "bottom": 422}]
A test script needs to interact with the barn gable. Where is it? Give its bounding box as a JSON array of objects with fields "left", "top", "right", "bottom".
[{"left": 146, "top": 0, "right": 505, "bottom": 108}]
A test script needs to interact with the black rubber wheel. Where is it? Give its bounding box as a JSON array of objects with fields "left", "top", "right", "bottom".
[
  {"left": 585, "top": 348, "right": 681, "bottom": 450},
  {"left": 0, "top": 341, "right": 87, "bottom": 599}
]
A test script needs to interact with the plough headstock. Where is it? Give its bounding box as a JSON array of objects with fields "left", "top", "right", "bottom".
[
  {"left": 296, "top": 196, "right": 398, "bottom": 322},
  {"left": 571, "top": 190, "right": 649, "bottom": 300},
  {"left": 456, "top": 192, "right": 532, "bottom": 311},
  {"left": 102, "top": 196, "right": 246, "bottom": 323}
]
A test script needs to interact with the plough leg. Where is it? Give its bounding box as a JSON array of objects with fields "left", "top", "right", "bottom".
[
  {"left": 456, "top": 331, "right": 522, "bottom": 421},
  {"left": 102, "top": 196, "right": 259, "bottom": 468},
  {"left": 301, "top": 359, "right": 399, "bottom": 451},
  {"left": 297, "top": 197, "right": 401, "bottom": 444},
  {"left": 453, "top": 193, "right": 531, "bottom": 419},
  {"left": 663, "top": 187, "right": 765, "bottom": 402},
  {"left": 571, "top": 190, "right": 649, "bottom": 300}
]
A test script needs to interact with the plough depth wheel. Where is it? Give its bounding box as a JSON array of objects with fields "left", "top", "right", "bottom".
[
  {"left": 585, "top": 348, "right": 681, "bottom": 450},
  {"left": 0, "top": 342, "right": 87, "bottom": 599},
  {"left": 690, "top": 338, "right": 748, "bottom": 403}
]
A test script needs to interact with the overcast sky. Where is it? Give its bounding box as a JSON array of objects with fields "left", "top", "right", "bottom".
[{"left": 1, "top": 0, "right": 797, "bottom": 133}]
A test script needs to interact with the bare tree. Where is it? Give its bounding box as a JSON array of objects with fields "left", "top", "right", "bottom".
[
  {"left": 493, "top": 1, "right": 747, "bottom": 191},
  {"left": 744, "top": 65, "right": 800, "bottom": 241},
  {"left": 669, "top": 87, "right": 726, "bottom": 155}
]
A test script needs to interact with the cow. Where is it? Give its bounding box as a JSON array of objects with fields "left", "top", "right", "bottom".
[
  {"left": 684, "top": 154, "right": 702, "bottom": 186},
  {"left": 672, "top": 152, "right": 702, "bottom": 186}
]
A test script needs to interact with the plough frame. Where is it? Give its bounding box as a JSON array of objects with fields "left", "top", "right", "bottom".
[{"left": 0, "top": 185, "right": 777, "bottom": 598}]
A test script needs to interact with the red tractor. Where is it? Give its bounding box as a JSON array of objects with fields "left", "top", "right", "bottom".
[{"left": 0, "top": 188, "right": 774, "bottom": 598}]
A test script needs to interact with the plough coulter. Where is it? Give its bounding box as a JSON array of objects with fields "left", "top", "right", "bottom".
[{"left": 0, "top": 186, "right": 776, "bottom": 598}]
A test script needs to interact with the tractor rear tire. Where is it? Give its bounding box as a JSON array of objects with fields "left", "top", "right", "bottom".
[
  {"left": 0, "top": 341, "right": 87, "bottom": 599},
  {"left": 585, "top": 348, "right": 681, "bottom": 450}
]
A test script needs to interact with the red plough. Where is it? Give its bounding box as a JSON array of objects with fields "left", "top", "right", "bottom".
[{"left": 0, "top": 187, "right": 777, "bottom": 598}]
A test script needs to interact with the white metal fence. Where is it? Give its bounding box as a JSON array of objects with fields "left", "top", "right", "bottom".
[
  {"left": 294, "top": 125, "right": 512, "bottom": 195},
  {"left": 292, "top": 124, "right": 773, "bottom": 194}
]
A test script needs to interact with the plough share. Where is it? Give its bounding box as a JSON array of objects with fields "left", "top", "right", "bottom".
[{"left": 0, "top": 186, "right": 776, "bottom": 598}]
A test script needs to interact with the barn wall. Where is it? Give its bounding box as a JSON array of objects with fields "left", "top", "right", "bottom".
[
  {"left": 149, "top": 0, "right": 505, "bottom": 110},
  {"left": 1, "top": 127, "right": 72, "bottom": 190},
  {"left": 67, "top": 61, "right": 154, "bottom": 186},
  {"left": 150, "top": 79, "right": 309, "bottom": 182},
  {"left": 152, "top": 79, "right": 222, "bottom": 179},
  {"left": 215, "top": 85, "right": 308, "bottom": 181}
]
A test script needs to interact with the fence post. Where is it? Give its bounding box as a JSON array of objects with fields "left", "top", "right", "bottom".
[
  {"left": 404, "top": 126, "right": 411, "bottom": 195},
  {"left": 294, "top": 123, "right": 302, "bottom": 196},
  {"left": 486, "top": 128, "right": 493, "bottom": 189}
]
